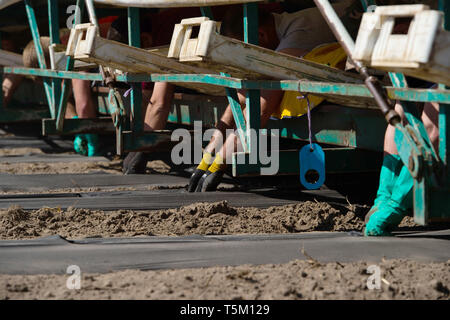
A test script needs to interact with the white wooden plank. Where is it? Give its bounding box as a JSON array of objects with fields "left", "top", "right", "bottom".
[
  {"left": 0, "top": 49, "right": 22, "bottom": 66},
  {"left": 93, "top": 0, "right": 261, "bottom": 8},
  {"left": 69, "top": 27, "right": 225, "bottom": 95},
  {"left": 190, "top": 31, "right": 364, "bottom": 83}
]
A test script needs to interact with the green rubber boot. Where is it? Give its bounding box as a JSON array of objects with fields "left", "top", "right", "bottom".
[
  {"left": 364, "top": 154, "right": 402, "bottom": 224},
  {"left": 72, "top": 116, "right": 101, "bottom": 157},
  {"left": 74, "top": 134, "right": 100, "bottom": 157},
  {"left": 73, "top": 134, "right": 88, "bottom": 156},
  {"left": 84, "top": 133, "right": 101, "bottom": 157},
  {"left": 365, "top": 157, "right": 414, "bottom": 236}
]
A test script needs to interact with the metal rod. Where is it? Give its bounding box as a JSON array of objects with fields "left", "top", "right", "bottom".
[
  {"left": 243, "top": 2, "right": 258, "bottom": 45},
  {"left": 128, "top": 7, "right": 142, "bottom": 133},
  {"left": 313, "top": 0, "right": 400, "bottom": 126},
  {"left": 56, "top": 0, "right": 84, "bottom": 131},
  {"left": 84, "top": 0, "right": 98, "bottom": 29},
  {"left": 24, "top": 0, "right": 55, "bottom": 117},
  {"left": 439, "top": 0, "right": 449, "bottom": 172},
  {"left": 0, "top": 31, "right": 3, "bottom": 110},
  {"left": 200, "top": 6, "right": 213, "bottom": 20}
]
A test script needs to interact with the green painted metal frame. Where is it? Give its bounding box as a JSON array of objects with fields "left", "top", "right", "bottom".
[
  {"left": 55, "top": 0, "right": 84, "bottom": 132},
  {"left": 232, "top": 148, "right": 383, "bottom": 177},
  {"left": 127, "top": 7, "right": 143, "bottom": 134},
  {"left": 0, "top": 31, "right": 3, "bottom": 111},
  {"left": 4, "top": 67, "right": 450, "bottom": 103},
  {"left": 433, "top": 0, "right": 450, "bottom": 221},
  {"left": 43, "top": 117, "right": 115, "bottom": 135},
  {"left": 48, "top": 0, "right": 61, "bottom": 123},
  {"left": 242, "top": 2, "right": 260, "bottom": 157}
]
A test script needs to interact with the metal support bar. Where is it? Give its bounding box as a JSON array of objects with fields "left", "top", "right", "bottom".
[
  {"left": 314, "top": 0, "right": 400, "bottom": 125},
  {"left": 359, "top": 0, "right": 376, "bottom": 12},
  {"left": 128, "top": 7, "right": 143, "bottom": 134},
  {"left": 232, "top": 148, "right": 383, "bottom": 177},
  {"left": 123, "top": 131, "right": 178, "bottom": 153},
  {"left": 85, "top": 0, "right": 98, "bottom": 28},
  {"left": 48, "top": 0, "right": 62, "bottom": 129},
  {"left": 24, "top": 0, "right": 55, "bottom": 118},
  {"left": 4, "top": 68, "right": 450, "bottom": 103},
  {"left": 43, "top": 117, "right": 115, "bottom": 135},
  {"left": 48, "top": 0, "right": 60, "bottom": 45},
  {"left": 439, "top": 0, "right": 449, "bottom": 181},
  {"left": 55, "top": 0, "right": 84, "bottom": 132},
  {"left": 200, "top": 6, "right": 213, "bottom": 20},
  {"left": 0, "top": 31, "right": 3, "bottom": 111},
  {"left": 246, "top": 89, "right": 260, "bottom": 155},
  {"left": 242, "top": 2, "right": 259, "bottom": 157},
  {"left": 221, "top": 72, "right": 248, "bottom": 152},
  {"left": 243, "top": 2, "right": 258, "bottom": 45},
  {"left": 0, "top": 108, "right": 50, "bottom": 123}
]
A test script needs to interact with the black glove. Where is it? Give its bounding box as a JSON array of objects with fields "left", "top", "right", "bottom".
[
  {"left": 123, "top": 152, "right": 148, "bottom": 174},
  {"left": 188, "top": 168, "right": 206, "bottom": 192},
  {"left": 122, "top": 152, "right": 137, "bottom": 173},
  {"left": 195, "top": 171, "right": 224, "bottom": 192}
]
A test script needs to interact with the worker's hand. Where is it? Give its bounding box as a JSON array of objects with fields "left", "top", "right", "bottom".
[
  {"left": 188, "top": 168, "right": 206, "bottom": 192},
  {"left": 195, "top": 171, "right": 224, "bottom": 192}
]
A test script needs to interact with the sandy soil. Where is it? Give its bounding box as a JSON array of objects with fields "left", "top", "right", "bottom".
[
  {"left": 0, "top": 184, "right": 188, "bottom": 195},
  {"left": 1, "top": 138, "right": 446, "bottom": 301},
  {"left": 0, "top": 148, "right": 44, "bottom": 156},
  {"left": 0, "top": 201, "right": 417, "bottom": 240},
  {"left": 0, "top": 159, "right": 170, "bottom": 175},
  {"left": 1, "top": 259, "right": 449, "bottom": 300}
]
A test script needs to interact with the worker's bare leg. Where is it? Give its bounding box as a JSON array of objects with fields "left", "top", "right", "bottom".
[
  {"left": 194, "top": 89, "right": 283, "bottom": 192},
  {"left": 72, "top": 79, "right": 96, "bottom": 118},
  {"left": 123, "top": 82, "right": 175, "bottom": 174},
  {"left": 143, "top": 82, "right": 175, "bottom": 131}
]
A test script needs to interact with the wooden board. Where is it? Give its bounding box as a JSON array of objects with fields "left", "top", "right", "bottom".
[
  {"left": 170, "top": 20, "right": 364, "bottom": 83},
  {"left": 0, "top": 49, "right": 22, "bottom": 66},
  {"left": 93, "top": 0, "right": 261, "bottom": 8},
  {"left": 67, "top": 24, "right": 225, "bottom": 95}
]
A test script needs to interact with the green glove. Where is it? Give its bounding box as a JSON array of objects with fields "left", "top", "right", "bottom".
[
  {"left": 84, "top": 133, "right": 100, "bottom": 157},
  {"left": 73, "top": 134, "right": 88, "bottom": 156},
  {"left": 365, "top": 154, "right": 402, "bottom": 223},
  {"left": 72, "top": 116, "right": 101, "bottom": 157},
  {"left": 365, "top": 156, "right": 413, "bottom": 236}
]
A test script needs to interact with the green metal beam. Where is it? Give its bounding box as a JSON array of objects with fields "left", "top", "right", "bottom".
[
  {"left": 55, "top": 0, "right": 84, "bottom": 132},
  {"left": 221, "top": 72, "right": 248, "bottom": 152},
  {"left": 0, "top": 31, "right": 3, "bottom": 111},
  {"left": 266, "top": 106, "right": 386, "bottom": 152},
  {"left": 243, "top": 2, "right": 258, "bottom": 45},
  {"left": 439, "top": 0, "right": 450, "bottom": 183},
  {"left": 4, "top": 68, "right": 450, "bottom": 104},
  {"left": 128, "top": 7, "right": 143, "bottom": 134},
  {"left": 123, "top": 130, "right": 177, "bottom": 152},
  {"left": 0, "top": 108, "right": 50, "bottom": 124},
  {"left": 165, "top": 97, "right": 386, "bottom": 152},
  {"left": 200, "top": 6, "right": 213, "bottom": 20},
  {"left": 246, "top": 89, "right": 260, "bottom": 154},
  {"left": 24, "top": 0, "right": 55, "bottom": 118},
  {"left": 42, "top": 117, "right": 115, "bottom": 135},
  {"left": 3, "top": 67, "right": 103, "bottom": 81},
  {"left": 232, "top": 148, "right": 382, "bottom": 177}
]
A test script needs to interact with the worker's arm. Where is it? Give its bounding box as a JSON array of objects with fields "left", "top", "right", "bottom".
[{"left": 2, "top": 74, "right": 23, "bottom": 107}]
